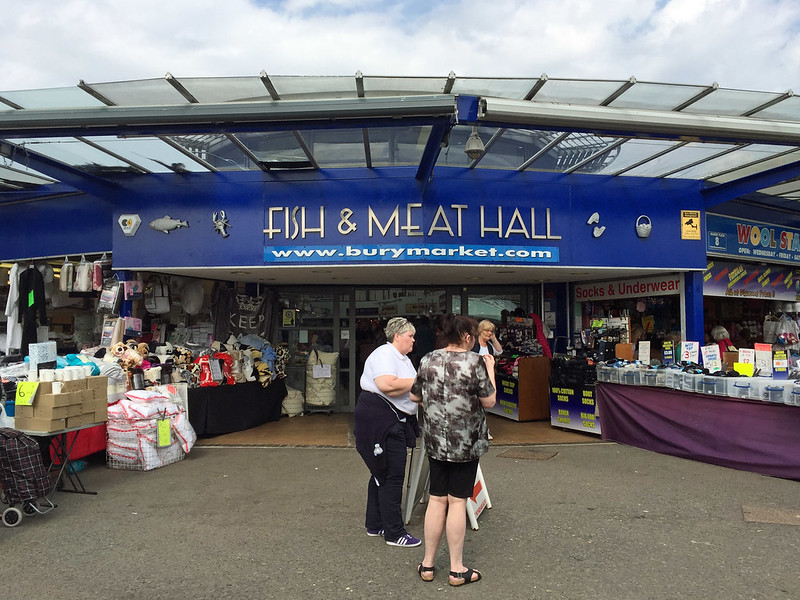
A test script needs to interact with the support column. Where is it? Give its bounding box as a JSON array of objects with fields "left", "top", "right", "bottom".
[{"left": 683, "top": 271, "right": 704, "bottom": 343}]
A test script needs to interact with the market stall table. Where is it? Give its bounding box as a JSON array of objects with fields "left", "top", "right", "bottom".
[
  {"left": 188, "top": 379, "right": 287, "bottom": 436},
  {"left": 596, "top": 382, "right": 800, "bottom": 481},
  {"left": 18, "top": 422, "right": 105, "bottom": 496}
]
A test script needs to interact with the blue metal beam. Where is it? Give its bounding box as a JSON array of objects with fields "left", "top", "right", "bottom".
[
  {"left": 700, "top": 158, "right": 800, "bottom": 208},
  {"left": 415, "top": 119, "right": 453, "bottom": 183},
  {"left": 0, "top": 140, "right": 120, "bottom": 198}
]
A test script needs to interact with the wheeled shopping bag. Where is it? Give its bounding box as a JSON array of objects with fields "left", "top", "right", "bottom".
[{"left": 0, "top": 428, "right": 55, "bottom": 527}]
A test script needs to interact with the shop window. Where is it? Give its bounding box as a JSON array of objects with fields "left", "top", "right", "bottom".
[{"left": 467, "top": 293, "right": 522, "bottom": 321}]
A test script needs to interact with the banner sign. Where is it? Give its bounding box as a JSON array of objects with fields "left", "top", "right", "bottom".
[
  {"left": 574, "top": 274, "right": 681, "bottom": 302},
  {"left": 549, "top": 385, "right": 600, "bottom": 435},
  {"left": 263, "top": 202, "right": 563, "bottom": 266},
  {"left": 707, "top": 213, "right": 800, "bottom": 265},
  {"left": 703, "top": 258, "right": 800, "bottom": 301}
]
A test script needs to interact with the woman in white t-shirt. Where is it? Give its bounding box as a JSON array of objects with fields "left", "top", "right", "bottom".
[{"left": 353, "top": 317, "right": 421, "bottom": 548}]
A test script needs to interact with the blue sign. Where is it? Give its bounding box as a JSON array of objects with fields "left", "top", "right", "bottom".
[
  {"left": 707, "top": 214, "right": 800, "bottom": 265},
  {"left": 264, "top": 243, "right": 559, "bottom": 265}
]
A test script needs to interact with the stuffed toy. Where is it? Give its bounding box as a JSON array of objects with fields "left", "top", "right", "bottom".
[
  {"left": 173, "top": 346, "right": 194, "bottom": 367},
  {"left": 249, "top": 349, "right": 274, "bottom": 387},
  {"left": 255, "top": 361, "right": 273, "bottom": 387},
  {"left": 106, "top": 341, "right": 143, "bottom": 370}
]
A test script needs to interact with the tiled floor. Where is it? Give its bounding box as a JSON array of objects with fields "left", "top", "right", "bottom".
[{"left": 194, "top": 412, "right": 603, "bottom": 447}]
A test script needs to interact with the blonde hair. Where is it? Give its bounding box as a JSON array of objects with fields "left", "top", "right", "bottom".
[
  {"left": 477, "top": 320, "right": 496, "bottom": 334},
  {"left": 384, "top": 317, "right": 415, "bottom": 342}
]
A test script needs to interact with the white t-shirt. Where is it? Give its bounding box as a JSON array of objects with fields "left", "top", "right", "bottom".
[{"left": 360, "top": 342, "right": 418, "bottom": 416}]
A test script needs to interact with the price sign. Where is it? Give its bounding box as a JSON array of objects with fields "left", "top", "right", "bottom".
[
  {"left": 15, "top": 381, "right": 39, "bottom": 406},
  {"left": 680, "top": 341, "right": 700, "bottom": 364},
  {"left": 157, "top": 417, "right": 172, "bottom": 447}
]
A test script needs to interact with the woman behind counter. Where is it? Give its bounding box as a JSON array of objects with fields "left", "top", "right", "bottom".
[
  {"left": 411, "top": 314, "right": 496, "bottom": 586},
  {"left": 353, "top": 317, "right": 421, "bottom": 547},
  {"left": 472, "top": 319, "right": 503, "bottom": 356}
]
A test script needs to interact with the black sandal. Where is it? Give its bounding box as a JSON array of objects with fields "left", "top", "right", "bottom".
[
  {"left": 417, "top": 563, "right": 435, "bottom": 582},
  {"left": 449, "top": 568, "right": 482, "bottom": 586}
]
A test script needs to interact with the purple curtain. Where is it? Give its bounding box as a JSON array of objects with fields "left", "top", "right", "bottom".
[{"left": 596, "top": 383, "right": 800, "bottom": 481}]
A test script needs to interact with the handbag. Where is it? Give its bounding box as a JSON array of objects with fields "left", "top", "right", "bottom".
[{"left": 144, "top": 277, "right": 171, "bottom": 314}]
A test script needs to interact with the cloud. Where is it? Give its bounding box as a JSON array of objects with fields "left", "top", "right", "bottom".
[{"left": 1, "top": 0, "right": 798, "bottom": 92}]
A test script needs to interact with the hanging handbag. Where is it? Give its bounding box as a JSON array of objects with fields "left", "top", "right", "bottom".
[{"left": 144, "top": 277, "right": 171, "bottom": 315}]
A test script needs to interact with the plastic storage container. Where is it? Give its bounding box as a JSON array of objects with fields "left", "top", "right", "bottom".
[
  {"left": 621, "top": 369, "right": 641, "bottom": 386},
  {"left": 730, "top": 379, "right": 752, "bottom": 399},
  {"left": 748, "top": 378, "right": 771, "bottom": 402},
  {"left": 681, "top": 372, "right": 703, "bottom": 393},
  {"left": 789, "top": 386, "right": 800, "bottom": 406},
  {"left": 655, "top": 370, "right": 667, "bottom": 387},
  {"left": 596, "top": 365, "right": 611, "bottom": 383},
  {"left": 642, "top": 370, "right": 658, "bottom": 387},
  {"left": 764, "top": 380, "right": 795, "bottom": 404},
  {"left": 665, "top": 369, "right": 683, "bottom": 390},
  {"left": 700, "top": 376, "right": 720, "bottom": 395}
]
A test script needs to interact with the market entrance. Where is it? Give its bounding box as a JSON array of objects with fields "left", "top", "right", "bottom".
[{"left": 275, "top": 285, "right": 535, "bottom": 413}]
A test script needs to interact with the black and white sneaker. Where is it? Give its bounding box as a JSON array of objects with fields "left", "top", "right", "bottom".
[{"left": 386, "top": 533, "right": 421, "bottom": 547}]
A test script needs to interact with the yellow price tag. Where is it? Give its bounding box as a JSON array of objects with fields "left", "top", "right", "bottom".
[
  {"left": 15, "top": 381, "right": 39, "bottom": 406},
  {"left": 734, "top": 362, "right": 754, "bottom": 377},
  {"left": 157, "top": 417, "right": 172, "bottom": 448}
]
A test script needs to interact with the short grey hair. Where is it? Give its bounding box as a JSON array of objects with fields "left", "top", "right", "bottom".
[{"left": 384, "top": 317, "right": 415, "bottom": 342}]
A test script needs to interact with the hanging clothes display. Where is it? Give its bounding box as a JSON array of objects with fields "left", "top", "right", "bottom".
[
  {"left": 72, "top": 255, "right": 93, "bottom": 292},
  {"left": 17, "top": 265, "right": 47, "bottom": 355},
  {"left": 3, "top": 263, "right": 22, "bottom": 354},
  {"left": 59, "top": 257, "right": 74, "bottom": 293}
]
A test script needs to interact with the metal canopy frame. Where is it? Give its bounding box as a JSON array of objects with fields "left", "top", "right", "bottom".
[{"left": 0, "top": 73, "right": 799, "bottom": 217}]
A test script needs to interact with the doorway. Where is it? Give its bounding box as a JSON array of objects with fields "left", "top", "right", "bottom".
[{"left": 275, "top": 285, "right": 536, "bottom": 412}]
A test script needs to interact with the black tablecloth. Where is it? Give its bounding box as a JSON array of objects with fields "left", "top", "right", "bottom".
[{"left": 188, "top": 379, "right": 287, "bottom": 436}]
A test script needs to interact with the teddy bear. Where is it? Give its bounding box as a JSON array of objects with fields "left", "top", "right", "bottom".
[{"left": 106, "top": 341, "right": 143, "bottom": 370}]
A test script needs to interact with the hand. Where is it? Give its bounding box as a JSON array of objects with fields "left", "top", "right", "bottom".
[{"left": 483, "top": 354, "right": 495, "bottom": 369}]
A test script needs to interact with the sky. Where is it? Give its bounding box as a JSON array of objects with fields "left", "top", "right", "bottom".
[{"left": 1, "top": 0, "right": 799, "bottom": 93}]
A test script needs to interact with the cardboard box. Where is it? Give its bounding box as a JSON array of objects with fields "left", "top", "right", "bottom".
[
  {"left": 94, "top": 403, "right": 108, "bottom": 422},
  {"left": 37, "top": 379, "right": 87, "bottom": 396},
  {"left": 82, "top": 408, "right": 99, "bottom": 426},
  {"left": 723, "top": 351, "right": 739, "bottom": 372},
  {"left": 13, "top": 416, "right": 67, "bottom": 433},
  {"left": 87, "top": 376, "right": 108, "bottom": 393},
  {"left": 33, "top": 390, "right": 81, "bottom": 408},
  {"left": 16, "top": 403, "right": 81, "bottom": 420}
]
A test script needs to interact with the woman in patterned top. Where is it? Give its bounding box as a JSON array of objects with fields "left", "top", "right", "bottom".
[{"left": 410, "top": 314, "right": 496, "bottom": 586}]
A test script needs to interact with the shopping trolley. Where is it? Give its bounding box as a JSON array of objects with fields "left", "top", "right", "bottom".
[{"left": 0, "top": 428, "right": 55, "bottom": 527}]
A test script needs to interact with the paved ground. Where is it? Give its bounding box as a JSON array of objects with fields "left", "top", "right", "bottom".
[{"left": 3, "top": 441, "right": 799, "bottom": 600}]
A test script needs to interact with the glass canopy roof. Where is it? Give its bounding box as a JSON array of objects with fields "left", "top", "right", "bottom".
[{"left": 1, "top": 73, "right": 799, "bottom": 204}]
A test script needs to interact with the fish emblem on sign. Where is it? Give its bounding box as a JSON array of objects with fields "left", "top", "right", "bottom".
[{"left": 149, "top": 215, "right": 189, "bottom": 234}]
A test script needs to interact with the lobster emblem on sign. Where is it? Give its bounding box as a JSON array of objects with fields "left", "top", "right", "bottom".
[{"left": 212, "top": 210, "right": 231, "bottom": 238}]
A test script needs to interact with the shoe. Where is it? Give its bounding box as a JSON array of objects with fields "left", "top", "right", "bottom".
[
  {"left": 366, "top": 528, "right": 384, "bottom": 537},
  {"left": 386, "top": 533, "right": 421, "bottom": 547},
  {"left": 417, "top": 563, "right": 435, "bottom": 582},
  {"left": 449, "top": 568, "right": 482, "bottom": 586}
]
